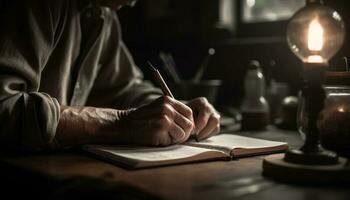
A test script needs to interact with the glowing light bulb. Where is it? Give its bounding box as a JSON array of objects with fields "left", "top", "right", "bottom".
[{"left": 287, "top": 3, "right": 345, "bottom": 64}]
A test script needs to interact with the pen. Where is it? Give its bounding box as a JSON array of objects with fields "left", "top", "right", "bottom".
[{"left": 147, "top": 61, "right": 174, "bottom": 98}]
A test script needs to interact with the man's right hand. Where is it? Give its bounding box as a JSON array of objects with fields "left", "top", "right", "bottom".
[
  {"left": 56, "top": 96, "right": 195, "bottom": 147},
  {"left": 117, "top": 96, "right": 195, "bottom": 146}
]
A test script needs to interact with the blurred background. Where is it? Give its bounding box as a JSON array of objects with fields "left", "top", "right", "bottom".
[{"left": 117, "top": 0, "right": 350, "bottom": 109}]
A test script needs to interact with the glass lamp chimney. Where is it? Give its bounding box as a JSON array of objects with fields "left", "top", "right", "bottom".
[{"left": 287, "top": 0, "right": 345, "bottom": 65}]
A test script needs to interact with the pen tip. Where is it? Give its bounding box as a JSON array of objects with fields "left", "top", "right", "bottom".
[{"left": 147, "top": 61, "right": 157, "bottom": 72}]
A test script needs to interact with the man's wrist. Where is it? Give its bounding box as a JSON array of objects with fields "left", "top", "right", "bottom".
[{"left": 56, "top": 106, "right": 136, "bottom": 147}]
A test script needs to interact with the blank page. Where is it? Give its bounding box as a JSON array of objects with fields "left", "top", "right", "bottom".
[{"left": 187, "top": 134, "right": 287, "bottom": 153}]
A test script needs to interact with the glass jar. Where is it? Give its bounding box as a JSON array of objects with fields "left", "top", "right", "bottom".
[
  {"left": 317, "top": 86, "right": 350, "bottom": 157},
  {"left": 241, "top": 61, "right": 270, "bottom": 131}
]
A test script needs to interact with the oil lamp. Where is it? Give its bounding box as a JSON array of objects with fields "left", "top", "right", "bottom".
[
  {"left": 284, "top": 0, "right": 345, "bottom": 165},
  {"left": 263, "top": 0, "right": 349, "bottom": 183}
]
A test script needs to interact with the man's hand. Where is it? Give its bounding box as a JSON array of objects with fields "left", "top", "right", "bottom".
[
  {"left": 117, "top": 96, "right": 195, "bottom": 146},
  {"left": 186, "top": 97, "right": 221, "bottom": 141}
]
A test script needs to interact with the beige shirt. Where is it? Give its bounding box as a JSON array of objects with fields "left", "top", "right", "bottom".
[{"left": 0, "top": 0, "right": 161, "bottom": 150}]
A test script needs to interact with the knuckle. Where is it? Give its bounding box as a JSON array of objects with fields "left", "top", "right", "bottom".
[
  {"left": 204, "top": 105, "right": 212, "bottom": 113},
  {"left": 174, "top": 132, "right": 186, "bottom": 144},
  {"left": 199, "top": 97, "right": 208, "bottom": 105},
  {"left": 159, "top": 115, "right": 172, "bottom": 129},
  {"left": 162, "top": 95, "right": 172, "bottom": 103},
  {"left": 199, "top": 102, "right": 212, "bottom": 113},
  {"left": 160, "top": 103, "right": 174, "bottom": 116},
  {"left": 184, "top": 119, "right": 194, "bottom": 132},
  {"left": 180, "top": 132, "right": 190, "bottom": 143},
  {"left": 184, "top": 107, "right": 193, "bottom": 118},
  {"left": 213, "top": 113, "right": 221, "bottom": 121},
  {"left": 196, "top": 117, "right": 207, "bottom": 129},
  {"left": 211, "top": 115, "right": 220, "bottom": 124}
]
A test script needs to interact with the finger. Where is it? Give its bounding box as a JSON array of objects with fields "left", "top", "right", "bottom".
[
  {"left": 188, "top": 98, "right": 215, "bottom": 134},
  {"left": 197, "top": 113, "right": 221, "bottom": 141},
  {"left": 154, "top": 107, "right": 187, "bottom": 144},
  {"left": 168, "top": 98, "right": 194, "bottom": 122},
  {"left": 168, "top": 122, "right": 187, "bottom": 144},
  {"left": 194, "top": 110, "right": 211, "bottom": 134},
  {"left": 173, "top": 110, "right": 194, "bottom": 138}
]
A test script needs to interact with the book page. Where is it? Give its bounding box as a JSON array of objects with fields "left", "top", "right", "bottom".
[
  {"left": 83, "top": 144, "right": 227, "bottom": 162},
  {"left": 186, "top": 134, "right": 288, "bottom": 156}
]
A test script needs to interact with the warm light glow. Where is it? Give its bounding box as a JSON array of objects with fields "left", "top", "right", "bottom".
[
  {"left": 337, "top": 106, "right": 347, "bottom": 113},
  {"left": 308, "top": 20, "right": 324, "bottom": 51},
  {"left": 307, "top": 55, "right": 323, "bottom": 63}
]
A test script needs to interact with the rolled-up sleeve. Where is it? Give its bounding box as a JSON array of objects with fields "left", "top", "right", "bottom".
[
  {"left": 0, "top": 0, "right": 63, "bottom": 151},
  {"left": 86, "top": 10, "right": 162, "bottom": 109}
]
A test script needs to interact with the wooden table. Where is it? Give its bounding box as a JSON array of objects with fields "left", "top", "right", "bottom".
[{"left": 1, "top": 127, "right": 349, "bottom": 200}]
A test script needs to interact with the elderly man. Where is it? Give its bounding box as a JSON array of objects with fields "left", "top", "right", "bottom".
[{"left": 0, "top": 0, "right": 220, "bottom": 151}]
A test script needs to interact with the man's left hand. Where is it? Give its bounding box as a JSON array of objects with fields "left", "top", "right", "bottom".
[{"left": 186, "top": 97, "right": 221, "bottom": 141}]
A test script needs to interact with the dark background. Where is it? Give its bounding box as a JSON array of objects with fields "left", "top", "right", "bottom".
[{"left": 118, "top": 0, "right": 350, "bottom": 108}]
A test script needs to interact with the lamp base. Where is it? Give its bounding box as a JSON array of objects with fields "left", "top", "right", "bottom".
[
  {"left": 284, "top": 149, "right": 339, "bottom": 165},
  {"left": 263, "top": 154, "right": 350, "bottom": 184}
]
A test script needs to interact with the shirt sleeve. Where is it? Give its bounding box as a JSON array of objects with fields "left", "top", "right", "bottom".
[
  {"left": 86, "top": 10, "right": 162, "bottom": 109},
  {"left": 0, "top": 0, "right": 64, "bottom": 151}
]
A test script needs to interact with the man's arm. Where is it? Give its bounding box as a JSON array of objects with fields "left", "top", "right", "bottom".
[{"left": 0, "top": 0, "right": 65, "bottom": 151}]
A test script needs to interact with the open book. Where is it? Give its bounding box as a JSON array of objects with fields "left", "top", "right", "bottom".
[{"left": 82, "top": 134, "right": 288, "bottom": 169}]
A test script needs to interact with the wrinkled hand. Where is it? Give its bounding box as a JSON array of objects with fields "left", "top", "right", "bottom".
[
  {"left": 186, "top": 97, "right": 221, "bottom": 141},
  {"left": 118, "top": 96, "right": 195, "bottom": 146}
]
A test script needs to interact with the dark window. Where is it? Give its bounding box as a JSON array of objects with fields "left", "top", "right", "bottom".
[{"left": 242, "top": 0, "right": 304, "bottom": 23}]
